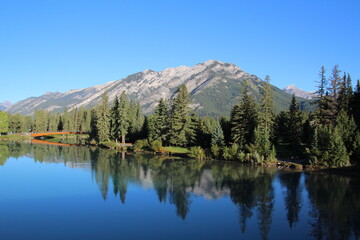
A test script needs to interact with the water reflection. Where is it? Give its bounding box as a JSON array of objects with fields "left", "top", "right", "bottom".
[
  {"left": 306, "top": 173, "right": 360, "bottom": 240},
  {"left": 1, "top": 141, "right": 360, "bottom": 239},
  {"left": 279, "top": 171, "right": 303, "bottom": 228}
]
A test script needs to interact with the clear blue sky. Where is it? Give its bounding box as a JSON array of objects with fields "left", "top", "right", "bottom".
[{"left": 1, "top": 0, "right": 359, "bottom": 103}]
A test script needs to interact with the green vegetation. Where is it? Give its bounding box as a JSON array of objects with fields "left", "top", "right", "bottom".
[
  {"left": 0, "top": 134, "right": 32, "bottom": 141},
  {"left": 163, "top": 146, "right": 190, "bottom": 154},
  {"left": 1, "top": 64, "right": 359, "bottom": 168},
  {"left": 0, "top": 111, "right": 9, "bottom": 134}
]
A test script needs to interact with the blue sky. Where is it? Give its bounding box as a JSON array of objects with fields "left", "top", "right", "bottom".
[{"left": 1, "top": 0, "right": 359, "bottom": 103}]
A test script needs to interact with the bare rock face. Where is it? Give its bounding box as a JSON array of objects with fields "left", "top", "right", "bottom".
[
  {"left": 7, "top": 60, "right": 311, "bottom": 116},
  {"left": 283, "top": 84, "right": 316, "bottom": 99}
]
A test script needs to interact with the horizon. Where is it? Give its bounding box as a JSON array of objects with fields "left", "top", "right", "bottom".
[{"left": 1, "top": 0, "right": 359, "bottom": 103}]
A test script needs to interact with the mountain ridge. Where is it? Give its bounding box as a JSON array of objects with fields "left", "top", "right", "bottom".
[
  {"left": 283, "top": 84, "right": 316, "bottom": 99},
  {"left": 6, "top": 60, "right": 313, "bottom": 116}
]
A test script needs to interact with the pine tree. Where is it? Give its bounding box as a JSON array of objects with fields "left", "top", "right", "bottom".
[
  {"left": 287, "top": 95, "right": 303, "bottom": 145},
  {"left": 335, "top": 109, "right": 357, "bottom": 153},
  {"left": 110, "top": 96, "right": 121, "bottom": 141},
  {"left": 337, "top": 73, "right": 353, "bottom": 114},
  {"left": 211, "top": 121, "right": 225, "bottom": 146},
  {"left": 118, "top": 92, "right": 129, "bottom": 145},
  {"left": 326, "top": 65, "right": 341, "bottom": 121},
  {"left": 316, "top": 66, "right": 327, "bottom": 99},
  {"left": 33, "top": 110, "right": 48, "bottom": 133},
  {"left": 0, "top": 111, "right": 9, "bottom": 134},
  {"left": 8, "top": 113, "right": 22, "bottom": 133},
  {"left": 168, "top": 85, "right": 192, "bottom": 146},
  {"left": 148, "top": 98, "right": 168, "bottom": 142},
  {"left": 259, "top": 75, "right": 274, "bottom": 132},
  {"left": 89, "top": 109, "right": 98, "bottom": 141},
  {"left": 351, "top": 80, "right": 360, "bottom": 127},
  {"left": 230, "top": 81, "right": 257, "bottom": 147},
  {"left": 96, "top": 91, "right": 110, "bottom": 143},
  {"left": 253, "top": 75, "right": 275, "bottom": 161}
]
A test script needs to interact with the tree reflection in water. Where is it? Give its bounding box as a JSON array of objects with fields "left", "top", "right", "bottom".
[
  {"left": 279, "top": 171, "right": 303, "bottom": 228},
  {"left": 1, "top": 141, "right": 360, "bottom": 240}
]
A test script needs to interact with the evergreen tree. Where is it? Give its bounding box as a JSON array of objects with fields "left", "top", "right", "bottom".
[
  {"left": 148, "top": 98, "right": 168, "bottom": 142},
  {"left": 287, "top": 95, "right": 303, "bottom": 145},
  {"left": 326, "top": 65, "right": 341, "bottom": 122},
  {"left": 310, "top": 125, "right": 350, "bottom": 167},
  {"left": 8, "top": 113, "right": 22, "bottom": 133},
  {"left": 110, "top": 96, "right": 121, "bottom": 141},
  {"left": 219, "top": 116, "right": 231, "bottom": 145},
  {"left": 314, "top": 66, "right": 332, "bottom": 125},
  {"left": 230, "top": 81, "right": 257, "bottom": 147},
  {"left": 211, "top": 121, "right": 225, "bottom": 146},
  {"left": 186, "top": 113, "right": 198, "bottom": 146},
  {"left": 96, "top": 91, "right": 110, "bottom": 143},
  {"left": 118, "top": 91, "right": 129, "bottom": 145},
  {"left": 259, "top": 75, "right": 274, "bottom": 132},
  {"left": 33, "top": 110, "right": 48, "bottom": 133},
  {"left": 0, "top": 111, "right": 9, "bottom": 133},
  {"left": 89, "top": 109, "right": 98, "bottom": 141},
  {"left": 335, "top": 110, "right": 357, "bottom": 154},
  {"left": 253, "top": 75, "right": 275, "bottom": 161},
  {"left": 316, "top": 66, "right": 327, "bottom": 99},
  {"left": 337, "top": 73, "right": 353, "bottom": 113},
  {"left": 168, "top": 85, "right": 192, "bottom": 146},
  {"left": 351, "top": 80, "right": 360, "bottom": 127}
]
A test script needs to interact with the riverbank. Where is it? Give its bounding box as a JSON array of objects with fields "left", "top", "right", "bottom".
[
  {"left": 1, "top": 137, "right": 358, "bottom": 174},
  {"left": 0, "top": 134, "right": 32, "bottom": 141}
]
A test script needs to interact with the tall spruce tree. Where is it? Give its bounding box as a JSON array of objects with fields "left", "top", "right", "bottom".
[
  {"left": 118, "top": 92, "right": 130, "bottom": 144},
  {"left": 33, "top": 110, "right": 48, "bottom": 133},
  {"left": 254, "top": 75, "right": 275, "bottom": 160},
  {"left": 287, "top": 95, "right": 303, "bottom": 145},
  {"left": 315, "top": 67, "right": 333, "bottom": 125},
  {"left": 259, "top": 75, "right": 274, "bottom": 132},
  {"left": 96, "top": 91, "right": 110, "bottom": 143},
  {"left": 148, "top": 98, "right": 168, "bottom": 142},
  {"left": 168, "top": 85, "right": 192, "bottom": 146},
  {"left": 316, "top": 66, "right": 327, "bottom": 99},
  {"left": 327, "top": 65, "right": 342, "bottom": 121},
  {"left": 0, "top": 111, "right": 9, "bottom": 133},
  {"left": 110, "top": 96, "right": 121, "bottom": 141},
  {"left": 211, "top": 121, "right": 225, "bottom": 146},
  {"left": 337, "top": 73, "right": 353, "bottom": 114},
  {"left": 352, "top": 80, "right": 360, "bottom": 127},
  {"left": 230, "top": 81, "right": 257, "bottom": 146}
]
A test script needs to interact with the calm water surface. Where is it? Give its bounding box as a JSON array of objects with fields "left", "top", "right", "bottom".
[{"left": 0, "top": 142, "right": 359, "bottom": 240}]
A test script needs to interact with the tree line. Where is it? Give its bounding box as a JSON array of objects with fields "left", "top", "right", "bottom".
[{"left": 1, "top": 65, "right": 359, "bottom": 167}]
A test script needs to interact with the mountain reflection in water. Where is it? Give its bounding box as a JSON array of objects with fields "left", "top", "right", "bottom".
[{"left": 0, "top": 141, "right": 360, "bottom": 240}]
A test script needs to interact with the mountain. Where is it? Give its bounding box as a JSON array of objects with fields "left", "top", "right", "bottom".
[
  {"left": 283, "top": 84, "right": 316, "bottom": 99},
  {"left": 0, "top": 101, "right": 13, "bottom": 111},
  {"left": 7, "top": 60, "right": 313, "bottom": 117}
]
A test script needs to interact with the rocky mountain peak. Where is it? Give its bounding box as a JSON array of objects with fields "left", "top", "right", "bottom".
[
  {"left": 6, "top": 60, "right": 312, "bottom": 116},
  {"left": 283, "top": 84, "right": 315, "bottom": 99}
]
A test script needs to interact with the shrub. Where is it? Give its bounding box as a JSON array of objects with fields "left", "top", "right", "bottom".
[
  {"left": 133, "top": 139, "right": 148, "bottom": 152},
  {"left": 149, "top": 139, "right": 164, "bottom": 153},
  {"left": 211, "top": 144, "right": 221, "bottom": 159},
  {"left": 222, "top": 144, "right": 240, "bottom": 161},
  {"left": 188, "top": 146, "right": 206, "bottom": 159}
]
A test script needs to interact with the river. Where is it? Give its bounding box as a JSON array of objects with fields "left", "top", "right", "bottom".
[{"left": 0, "top": 142, "right": 359, "bottom": 240}]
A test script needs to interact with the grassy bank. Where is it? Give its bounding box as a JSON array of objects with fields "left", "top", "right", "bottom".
[
  {"left": 0, "top": 134, "right": 32, "bottom": 141},
  {"left": 163, "top": 146, "right": 190, "bottom": 154}
]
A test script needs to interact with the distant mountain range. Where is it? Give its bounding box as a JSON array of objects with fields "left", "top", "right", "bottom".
[
  {"left": 0, "top": 101, "right": 13, "bottom": 111},
  {"left": 283, "top": 84, "right": 316, "bottom": 99},
  {"left": 6, "top": 60, "right": 313, "bottom": 117}
]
